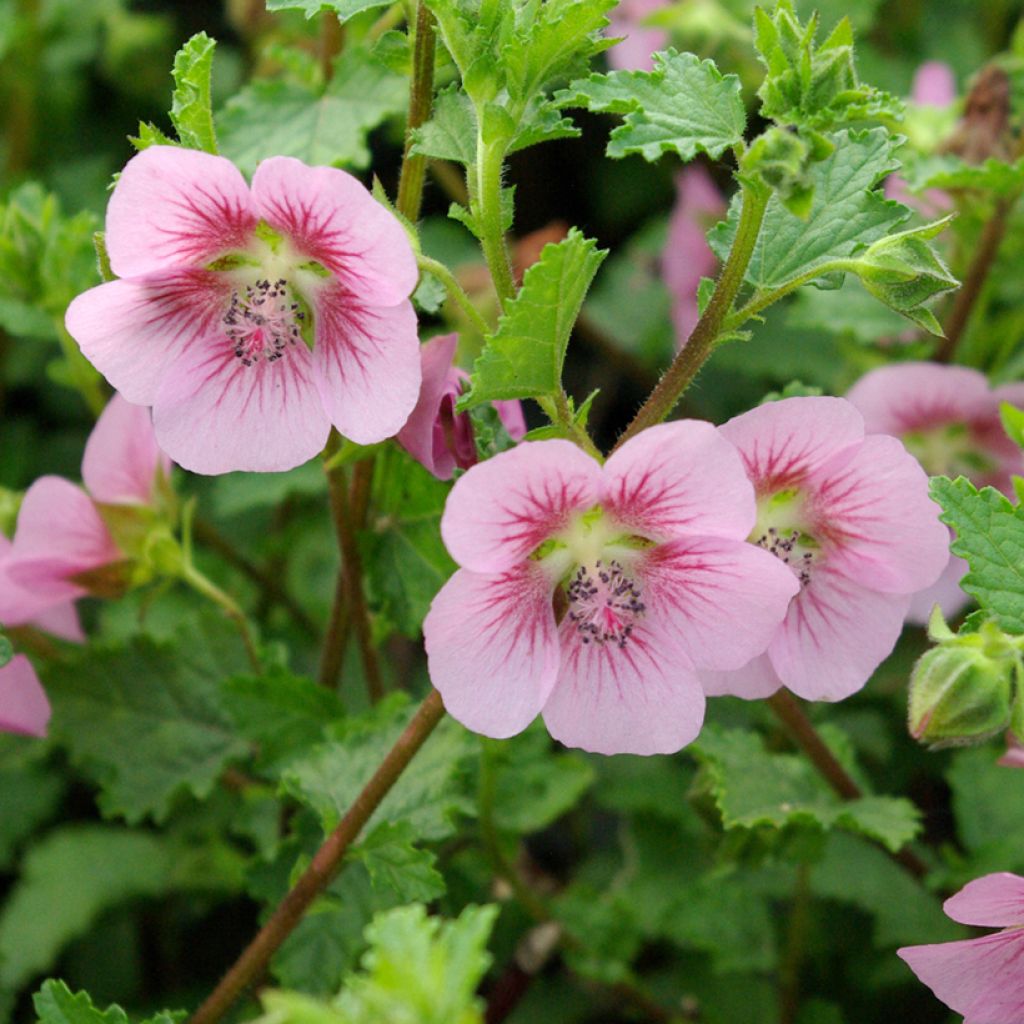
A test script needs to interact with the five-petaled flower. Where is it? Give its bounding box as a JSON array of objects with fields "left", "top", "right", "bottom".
[
  {"left": 702, "top": 396, "right": 949, "bottom": 703},
  {"left": 899, "top": 872, "right": 1024, "bottom": 1024},
  {"left": 65, "top": 147, "right": 420, "bottom": 474},
  {"left": 848, "top": 362, "right": 1024, "bottom": 623},
  {"left": 423, "top": 423, "right": 800, "bottom": 755},
  {"left": 397, "top": 334, "right": 526, "bottom": 480}
]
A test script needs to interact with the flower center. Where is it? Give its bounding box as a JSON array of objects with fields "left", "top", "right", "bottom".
[
  {"left": 903, "top": 423, "right": 997, "bottom": 478},
  {"left": 752, "top": 488, "right": 820, "bottom": 587},
  {"left": 223, "top": 278, "right": 305, "bottom": 366},
  {"left": 566, "top": 559, "right": 646, "bottom": 648}
]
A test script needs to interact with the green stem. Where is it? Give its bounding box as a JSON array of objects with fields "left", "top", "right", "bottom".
[
  {"left": 417, "top": 253, "right": 492, "bottom": 335},
  {"left": 613, "top": 184, "right": 771, "bottom": 452},
  {"left": 180, "top": 562, "right": 260, "bottom": 672},
  {"left": 187, "top": 690, "right": 447, "bottom": 1024},
  {"left": 537, "top": 393, "right": 603, "bottom": 461},
  {"left": 475, "top": 139, "right": 516, "bottom": 310},
  {"left": 395, "top": 0, "right": 437, "bottom": 224}
]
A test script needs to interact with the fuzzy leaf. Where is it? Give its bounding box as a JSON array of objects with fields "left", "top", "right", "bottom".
[
  {"left": 266, "top": 0, "right": 393, "bottom": 20},
  {"left": 169, "top": 33, "right": 218, "bottom": 153},
  {"left": 32, "top": 981, "right": 183, "bottom": 1024},
  {"left": 349, "top": 821, "right": 446, "bottom": 903},
  {"left": 931, "top": 476, "right": 1024, "bottom": 634},
  {"left": 459, "top": 229, "right": 606, "bottom": 407},
  {"left": 710, "top": 128, "right": 908, "bottom": 291},
  {"left": 410, "top": 86, "right": 477, "bottom": 165},
  {"left": 559, "top": 50, "right": 745, "bottom": 162}
]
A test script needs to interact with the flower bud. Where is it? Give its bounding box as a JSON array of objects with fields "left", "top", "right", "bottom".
[{"left": 909, "top": 642, "right": 1015, "bottom": 748}]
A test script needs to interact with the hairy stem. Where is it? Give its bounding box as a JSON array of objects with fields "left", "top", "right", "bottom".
[
  {"left": 475, "top": 139, "right": 517, "bottom": 310},
  {"left": 322, "top": 451, "right": 382, "bottom": 701},
  {"left": 613, "top": 184, "right": 770, "bottom": 451},
  {"left": 187, "top": 689, "right": 447, "bottom": 1024},
  {"left": 395, "top": 0, "right": 437, "bottom": 223},
  {"left": 936, "top": 194, "right": 1019, "bottom": 362},
  {"left": 767, "top": 691, "right": 929, "bottom": 879}
]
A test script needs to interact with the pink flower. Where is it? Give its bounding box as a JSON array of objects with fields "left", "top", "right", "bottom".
[
  {"left": 847, "top": 362, "right": 1024, "bottom": 622},
  {"left": 3, "top": 394, "right": 171, "bottom": 612},
  {"left": 898, "top": 872, "right": 1024, "bottom": 1024},
  {"left": 999, "top": 733, "right": 1024, "bottom": 769},
  {"left": 702, "top": 397, "right": 949, "bottom": 703},
  {"left": 606, "top": 0, "right": 669, "bottom": 71},
  {"left": 397, "top": 334, "right": 526, "bottom": 480},
  {"left": 662, "top": 166, "right": 726, "bottom": 350},
  {"left": 0, "top": 655, "right": 51, "bottom": 738},
  {"left": 423, "top": 424, "right": 800, "bottom": 755},
  {"left": 65, "top": 147, "right": 420, "bottom": 475}
]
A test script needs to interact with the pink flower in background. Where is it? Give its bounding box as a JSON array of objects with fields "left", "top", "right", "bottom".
[
  {"left": 662, "top": 166, "right": 726, "bottom": 350},
  {"left": 3, "top": 394, "right": 171, "bottom": 613},
  {"left": 999, "top": 734, "right": 1024, "bottom": 768},
  {"left": 397, "top": 334, "right": 526, "bottom": 480},
  {"left": 898, "top": 872, "right": 1024, "bottom": 1023},
  {"left": 847, "top": 362, "right": 1024, "bottom": 622},
  {"left": 423, "top": 424, "right": 799, "bottom": 755},
  {"left": 703, "top": 397, "right": 949, "bottom": 703},
  {"left": 0, "top": 655, "right": 51, "bottom": 738},
  {"left": 606, "top": 0, "right": 668, "bottom": 71},
  {"left": 65, "top": 147, "right": 420, "bottom": 475}
]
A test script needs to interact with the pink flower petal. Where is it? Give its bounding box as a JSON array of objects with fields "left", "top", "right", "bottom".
[
  {"left": 942, "top": 872, "right": 1024, "bottom": 927},
  {"left": 605, "top": 0, "right": 669, "bottom": 72},
  {"left": 396, "top": 333, "right": 460, "bottom": 478},
  {"left": 495, "top": 399, "right": 527, "bottom": 442},
  {"left": 28, "top": 601, "right": 84, "bottom": 643},
  {"left": 701, "top": 652, "right": 783, "bottom": 699},
  {"left": 0, "top": 656, "right": 51, "bottom": 738},
  {"left": 65, "top": 273, "right": 230, "bottom": 406},
  {"left": 6, "top": 477, "right": 119, "bottom": 605},
  {"left": 251, "top": 157, "right": 417, "bottom": 307},
  {"left": 311, "top": 286, "right": 420, "bottom": 447},
  {"left": 638, "top": 536, "right": 799, "bottom": 670},
  {"left": 898, "top": 930, "right": 1024, "bottom": 1024},
  {"left": 912, "top": 61, "right": 956, "bottom": 106},
  {"left": 542, "top": 618, "right": 705, "bottom": 755},
  {"left": 767, "top": 567, "right": 910, "bottom": 701},
  {"left": 424, "top": 566, "right": 560, "bottom": 739},
  {"left": 153, "top": 334, "right": 331, "bottom": 474},
  {"left": 719, "top": 397, "right": 866, "bottom": 493},
  {"left": 812, "top": 434, "right": 949, "bottom": 594},
  {"left": 0, "top": 535, "right": 82, "bottom": 640},
  {"left": 441, "top": 440, "right": 602, "bottom": 574},
  {"left": 105, "top": 147, "right": 256, "bottom": 279},
  {"left": 906, "top": 553, "right": 969, "bottom": 625},
  {"left": 602, "top": 420, "right": 756, "bottom": 540},
  {"left": 847, "top": 362, "right": 992, "bottom": 437},
  {"left": 82, "top": 394, "right": 171, "bottom": 505}
]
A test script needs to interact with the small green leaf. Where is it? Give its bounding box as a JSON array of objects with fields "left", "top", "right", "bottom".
[
  {"left": 33, "top": 982, "right": 128, "bottom": 1024},
  {"left": 930, "top": 475, "right": 1024, "bottom": 634},
  {"left": 266, "top": 0, "right": 393, "bottom": 21},
  {"left": 710, "top": 128, "right": 908, "bottom": 291},
  {"left": 460, "top": 228, "right": 607, "bottom": 408},
  {"left": 559, "top": 50, "right": 746, "bottom": 162},
  {"left": 169, "top": 33, "right": 218, "bottom": 153},
  {"left": 349, "top": 821, "right": 446, "bottom": 903},
  {"left": 901, "top": 153, "right": 1024, "bottom": 198},
  {"left": 410, "top": 86, "right": 478, "bottom": 166},
  {"left": 1001, "top": 401, "right": 1024, "bottom": 449}
]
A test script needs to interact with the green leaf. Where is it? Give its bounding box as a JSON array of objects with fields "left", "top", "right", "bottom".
[
  {"left": 410, "top": 86, "right": 478, "bottom": 166},
  {"left": 266, "top": 0, "right": 393, "bottom": 21},
  {"left": 282, "top": 695, "right": 476, "bottom": 842},
  {"left": 221, "top": 670, "right": 344, "bottom": 773},
  {"left": 169, "top": 33, "right": 218, "bottom": 153},
  {"left": 901, "top": 153, "right": 1024, "bottom": 199},
  {"left": 33, "top": 981, "right": 128, "bottom": 1024},
  {"left": 42, "top": 618, "right": 252, "bottom": 823},
  {"left": 931, "top": 476, "right": 1024, "bottom": 633},
  {"left": 1000, "top": 401, "right": 1024, "bottom": 450},
  {"left": 359, "top": 446, "right": 456, "bottom": 638},
  {"left": 811, "top": 832, "right": 962, "bottom": 946},
  {"left": 218, "top": 50, "right": 407, "bottom": 175},
  {"left": 0, "top": 738, "right": 64, "bottom": 869},
  {"left": 558, "top": 50, "right": 746, "bottom": 162},
  {"left": 710, "top": 128, "right": 908, "bottom": 291},
  {"left": 692, "top": 725, "right": 922, "bottom": 852},
  {"left": 788, "top": 275, "right": 912, "bottom": 343},
  {"left": 349, "top": 821, "right": 446, "bottom": 903},
  {"left": 0, "top": 631, "right": 11, "bottom": 668},
  {"left": 459, "top": 228, "right": 606, "bottom": 408},
  {"left": 210, "top": 460, "right": 326, "bottom": 518},
  {"left": 486, "top": 724, "right": 595, "bottom": 834},
  {"left": 0, "top": 828, "right": 174, "bottom": 994}
]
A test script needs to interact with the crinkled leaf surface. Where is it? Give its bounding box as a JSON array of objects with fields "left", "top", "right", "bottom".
[{"left": 169, "top": 33, "right": 218, "bottom": 153}]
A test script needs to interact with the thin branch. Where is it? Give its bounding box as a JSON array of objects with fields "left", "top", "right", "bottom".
[
  {"left": 395, "top": 0, "right": 437, "bottom": 223},
  {"left": 188, "top": 689, "right": 447, "bottom": 1024}
]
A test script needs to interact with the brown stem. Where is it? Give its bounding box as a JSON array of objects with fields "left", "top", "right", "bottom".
[
  {"left": 395, "top": 0, "right": 437, "bottom": 223},
  {"left": 318, "top": 12, "right": 344, "bottom": 83},
  {"left": 193, "top": 519, "right": 318, "bottom": 638},
  {"left": 323, "top": 453, "right": 383, "bottom": 701},
  {"left": 778, "top": 863, "right": 810, "bottom": 1024},
  {"left": 317, "top": 572, "right": 351, "bottom": 689},
  {"left": 188, "top": 689, "right": 447, "bottom": 1024},
  {"left": 936, "top": 194, "right": 1018, "bottom": 362},
  {"left": 767, "top": 691, "right": 929, "bottom": 879}
]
